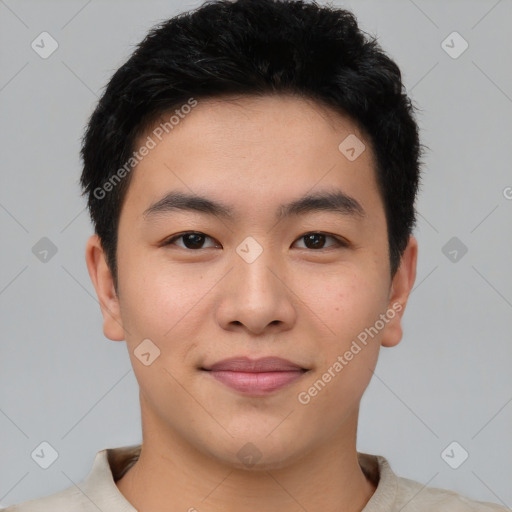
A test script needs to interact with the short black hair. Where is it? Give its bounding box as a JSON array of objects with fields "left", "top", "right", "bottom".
[{"left": 80, "top": 0, "right": 422, "bottom": 289}]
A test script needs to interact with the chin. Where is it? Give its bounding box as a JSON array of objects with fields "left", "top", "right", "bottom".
[{"left": 201, "top": 433, "right": 310, "bottom": 472}]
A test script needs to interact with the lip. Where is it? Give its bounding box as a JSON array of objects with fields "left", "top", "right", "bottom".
[
  {"left": 204, "top": 356, "right": 306, "bottom": 372},
  {"left": 201, "top": 356, "right": 308, "bottom": 395}
]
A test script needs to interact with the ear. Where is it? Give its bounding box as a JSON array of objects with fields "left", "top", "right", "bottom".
[
  {"left": 85, "top": 234, "right": 125, "bottom": 341},
  {"left": 380, "top": 235, "right": 418, "bottom": 348}
]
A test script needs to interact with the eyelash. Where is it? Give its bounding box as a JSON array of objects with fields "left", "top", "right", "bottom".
[{"left": 161, "top": 231, "right": 348, "bottom": 250}]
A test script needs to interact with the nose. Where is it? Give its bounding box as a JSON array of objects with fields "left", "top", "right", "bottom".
[{"left": 215, "top": 243, "right": 297, "bottom": 335}]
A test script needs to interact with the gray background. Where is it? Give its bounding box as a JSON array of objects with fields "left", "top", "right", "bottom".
[{"left": 1, "top": 0, "right": 511, "bottom": 508}]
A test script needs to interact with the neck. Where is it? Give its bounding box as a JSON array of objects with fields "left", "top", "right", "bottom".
[{"left": 116, "top": 403, "right": 376, "bottom": 512}]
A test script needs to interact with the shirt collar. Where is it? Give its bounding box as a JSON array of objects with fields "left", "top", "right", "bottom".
[
  {"left": 357, "top": 451, "right": 398, "bottom": 510},
  {"left": 80, "top": 445, "right": 141, "bottom": 511},
  {"left": 80, "top": 445, "right": 397, "bottom": 511}
]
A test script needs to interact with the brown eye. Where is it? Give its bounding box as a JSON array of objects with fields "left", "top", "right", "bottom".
[
  {"left": 163, "top": 232, "right": 219, "bottom": 249},
  {"left": 181, "top": 233, "right": 206, "bottom": 249},
  {"left": 293, "top": 232, "right": 346, "bottom": 250},
  {"left": 304, "top": 233, "right": 327, "bottom": 249}
]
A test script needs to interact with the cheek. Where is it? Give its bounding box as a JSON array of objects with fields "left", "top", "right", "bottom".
[
  {"left": 118, "top": 251, "right": 210, "bottom": 342},
  {"left": 301, "top": 265, "right": 388, "bottom": 337},
  {"left": 118, "top": 264, "right": 208, "bottom": 396},
  {"left": 295, "top": 274, "right": 385, "bottom": 421}
]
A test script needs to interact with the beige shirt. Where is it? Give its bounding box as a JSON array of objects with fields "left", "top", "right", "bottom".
[{"left": 2, "top": 444, "right": 508, "bottom": 511}]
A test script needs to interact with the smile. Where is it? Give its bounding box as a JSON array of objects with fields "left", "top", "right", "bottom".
[
  {"left": 201, "top": 356, "right": 309, "bottom": 395},
  {"left": 204, "top": 369, "right": 307, "bottom": 395}
]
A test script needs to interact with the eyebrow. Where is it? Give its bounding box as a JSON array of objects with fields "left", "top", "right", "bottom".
[{"left": 142, "top": 189, "right": 366, "bottom": 222}]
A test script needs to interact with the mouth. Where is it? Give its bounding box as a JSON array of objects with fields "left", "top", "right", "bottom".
[{"left": 200, "top": 356, "right": 309, "bottom": 395}]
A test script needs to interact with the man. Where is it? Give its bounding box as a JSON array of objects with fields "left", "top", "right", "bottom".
[{"left": 3, "top": 0, "right": 507, "bottom": 510}]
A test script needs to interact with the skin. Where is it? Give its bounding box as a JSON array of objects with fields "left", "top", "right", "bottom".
[{"left": 86, "top": 93, "right": 417, "bottom": 512}]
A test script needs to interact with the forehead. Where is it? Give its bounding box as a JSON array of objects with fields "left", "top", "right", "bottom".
[{"left": 122, "top": 94, "right": 383, "bottom": 223}]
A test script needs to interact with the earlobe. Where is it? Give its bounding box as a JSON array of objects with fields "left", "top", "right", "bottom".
[
  {"left": 85, "top": 234, "right": 125, "bottom": 341},
  {"left": 381, "top": 235, "right": 418, "bottom": 348}
]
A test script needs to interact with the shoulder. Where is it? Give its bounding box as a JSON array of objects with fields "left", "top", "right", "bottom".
[
  {"left": 360, "top": 452, "right": 509, "bottom": 512},
  {"left": 0, "top": 445, "right": 140, "bottom": 512},
  {"left": 0, "top": 485, "right": 94, "bottom": 512},
  {"left": 394, "top": 473, "right": 510, "bottom": 511}
]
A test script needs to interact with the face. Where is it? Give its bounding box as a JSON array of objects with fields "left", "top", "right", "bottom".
[{"left": 86, "top": 94, "right": 417, "bottom": 470}]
